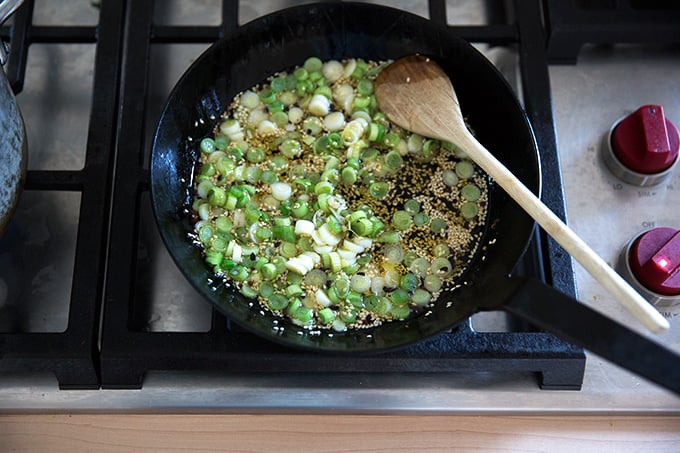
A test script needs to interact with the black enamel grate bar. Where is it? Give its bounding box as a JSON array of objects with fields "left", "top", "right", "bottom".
[
  {"left": 544, "top": 0, "right": 680, "bottom": 64},
  {"left": 0, "top": 0, "right": 125, "bottom": 389},
  {"left": 99, "top": 0, "right": 584, "bottom": 390}
]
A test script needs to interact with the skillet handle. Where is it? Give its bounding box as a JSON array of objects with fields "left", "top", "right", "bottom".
[{"left": 503, "top": 277, "right": 680, "bottom": 395}]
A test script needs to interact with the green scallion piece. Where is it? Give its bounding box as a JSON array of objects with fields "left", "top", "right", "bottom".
[
  {"left": 442, "top": 169, "right": 459, "bottom": 187},
  {"left": 272, "top": 224, "right": 296, "bottom": 243},
  {"left": 205, "top": 250, "right": 223, "bottom": 267},
  {"left": 433, "top": 243, "right": 450, "bottom": 257},
  {"left": 400, "top": 273, "right": 419, "bottom": 292},
  {"left": 455, "top": 160, "right": 475, "bottom": 179},
  {"left": 392, "top": 210, "right": 412, "bottom": 230},
  {"left": 384, "top": 150, "right": 403, "bottom": 170},
  {"left": 326, "top": 216, "right": 343, "bottom": 234},
  {"left": 333, "top": 278, "right": 351, "bottom": 298},
  {"left": 215, "top": 216, "right": 232, "bottom": 233},
  {"left": 255, "top": 226, "right": 273, "bottom": 241},
  {"left": 293, "top": 306, "right": 313, "bottom": 323},
  {"left": 340, "top": 308, "right": 358, "bottom": 323},
  {"left": 271, "top": 111, "right": 289, "bottom": 126},
  {"left": 341, "top": 166, "right": 357, "bottom": 185},
  {"left": 229, "top": 265, "right": 249, "bottom": 282},
  {"left": 198, "top": 225, "right": 213, "bottom": 244},
  {"left": 430, "top": 217, "right": 447, "bottom": 233},
  {"left": 200, "top": 138, "right": 215, "bottom": 154},
  {"left": 404, "top": 199, "right": 420, "bottom": 214},
  {"left": 314, "top": 85, "right": 332, "bottom": 99},
  {"left": 258, "top": 88, "right": 276, "bottom": 104},
  {"left": 384, "top": 132, "right": 400, "bottom": 147},
  {"left": 214, "top": 135, "right": 229, "bottom": 150},
  {"left": 314, "top": 181, "right": 333, "bottom": 195},
  {"left": 291, "top": 200, "right": 309, "bottom": 218},
  {"left": 390, "top": 305, "right": 410, "bottom": 320},
  {"left": 461, "top": 201, "right": 478, "bottom": 219},
  {"left": 389, "top": 288, "right": 409, "bottom": 306},
  {"left": 259, "top": 281, "right": 275, "bottom": 298},
  {"left": 424, "top": 274, "right": 442, "bottom": 292},
  {"left": 260, "top": 170, "right": 278, "bottom": 184},
  {"left": 278, "top": 140, "right": 300, "bottom": 159},
  {"left": 285, "top": 284, "right": 303, "bottom": 298},
  {"left": 376, "top": 231, "right": 400, "bottom": 243},
  {"left": 294, "top": 67, "right": 309, "bottom": 80},
  {"left": 261, "top": 263, "right": 278, "bottom": 280},
  {"left": 270, "top": 76, "right": 287, "bottom": 92},
  {"left": 287, "top": 271, "right": 303, "bottom": 285},
  {"left": 303, "top": 56, "right": 323, "bottom": 72},
  {"left": 413, "top": 212, "right": 429, "bottom": 226},
  {"left": 268, "top": 293, "right": 289, "bottom": 311},
  {"left": 216, "top": 157, "right": 235, "bottom": 175},
  {"left": 228, "top": 146, "right": 243, "bottom": 162},
  {"left": 327, "top": 132, "right": 343, "bottom": 148},
  {"left": 304, "top": 269, "right": 327, "bottom": 287},
  {"left": 461, "top": 184, "right": 481, "bottom": 201},
  {"left": 347, "top": 292, "right": 364, "bottom": 309},
  {"left": 279, "top": 90, "right": 297, "bottom": 106},
  {"left": 207, "top": 187, "right": 226, "bottom": 207},
  {"left": 351, "top": 218, "right": 373, "bottom": 236},
  {"left": 410, "top": 257, "right": 430, "bottom": 277},
  {"left": 318, "top": 307, "right": 335, "bottom": 325},
  {"left": 372, "top": 297, "right": 391, "bottom": 315},
  {"left": 296, "top": 79, "right": 313, "bottom": 96},
  {"left": 197, "top": 180, "right": 214, "bottom": 199},
  {"left": 280, "top": 241, "right": 297, "bottom": 258},
  {"left": 431, "top": 257, "right": 453, "bottom": 277},
  {"left": 357, "top": 79, "right": 374, "bottom": 95},
  {"left": 412, "top": 288, "right": 432, "bottom": 306},
  {"left": 369, "top": 181, "right": 389, "bottom": 199},
  {"left": 361, "top": 147, "right": 379, "bottom": 161}
]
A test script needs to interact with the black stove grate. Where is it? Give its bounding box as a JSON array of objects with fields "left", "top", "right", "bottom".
[
  {"left": 1, "top": 0, "right": 585, "bottom": 391},
  {"left": 0, "top": 0, "right": 125, "bottom": 389},
  {"left": 544, "top": 0, "right": 680, "bottom": 64}
]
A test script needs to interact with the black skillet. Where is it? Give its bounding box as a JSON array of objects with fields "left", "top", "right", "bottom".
[{"left": 150, "top": 3, "right": 680, "bottom": 394}]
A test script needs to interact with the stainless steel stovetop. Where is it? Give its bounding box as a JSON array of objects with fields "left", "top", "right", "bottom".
[{"left": 0, "top": 0, "right": 679, "bottom": 413}]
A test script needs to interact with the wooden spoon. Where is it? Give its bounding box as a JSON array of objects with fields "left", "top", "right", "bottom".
[{"left": 375, "top": 55, "right": 669, "bottom": 334}]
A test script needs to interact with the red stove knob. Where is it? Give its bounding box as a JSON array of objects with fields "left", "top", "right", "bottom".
[
  {"left": 603, "top": 105, "right": 679, "bottom": 186},
  {"left": 619, "top": 228, "right": 680, "bottom": 318}
]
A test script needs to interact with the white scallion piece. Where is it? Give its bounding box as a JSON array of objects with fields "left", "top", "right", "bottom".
[
  {"left": 317, "top": 223, "right": 341, "bottom": 246},
  {"left": 315, "top": 288, "right": 332, "bottom": 307},
  {"left": 271, "top": 182, "right": 292, "bottom": 201},
  {"left": 240, "top": 91, "right": 260, "bottom": 109},
  {"left": 288, "top": 107, "right": 304, "bottom": 124},
  {"left": 232, "top": 243, "right": 243, "bottom": 263},
  {"left": 301, "top": 251, "right": 321, "bottom": 265},
  {"left": 323, "top": 112, "right": 346, "bottom": 132},
  {"left": 342, "top": 58, "right": 357, "bottom": 78},
  {"left": 295, "top": 219, "right": 315, "bottom": 236},
  {"left": 308, "top": 94, "right": 331, "bottom": 117},
  {"left": 322, "top": 60, "right": 343, "bottom": 82},
  {"left": 257, "top": 120, "right": 278, "bottom": 135}
]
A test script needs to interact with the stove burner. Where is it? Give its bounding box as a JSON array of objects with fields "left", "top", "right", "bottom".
[{"left": 0, "top": 0, "right": 585, "bottom": 391}]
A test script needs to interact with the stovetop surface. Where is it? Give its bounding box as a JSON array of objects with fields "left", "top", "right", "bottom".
[{"left": 1, "top": 0, "right": 679, "bottom": 412}]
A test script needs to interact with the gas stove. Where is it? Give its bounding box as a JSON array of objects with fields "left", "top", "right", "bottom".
[{"left": 0, "top": 0, "right": 679, "bottom": 413}]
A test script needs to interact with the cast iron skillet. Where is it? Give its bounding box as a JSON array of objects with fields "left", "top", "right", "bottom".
[{"left": 150, "top": 3, "right": 680, "bottom": 393}]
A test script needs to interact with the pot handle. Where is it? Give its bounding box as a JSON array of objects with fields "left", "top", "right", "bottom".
[{"left": 502, "top": 277, "right": 680, "bottom": 395}]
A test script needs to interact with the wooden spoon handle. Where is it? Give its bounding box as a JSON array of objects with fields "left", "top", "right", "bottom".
[{"left": 456, "top": 130, "right": 670, "bottom": 334}]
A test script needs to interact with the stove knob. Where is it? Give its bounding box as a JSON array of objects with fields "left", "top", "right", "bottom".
[
  {"left": 603, "top": 105, "right": 679, "bottom": 186},
  {"left": 618, "top": 227, "right": 680, "bottom": 317}
]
